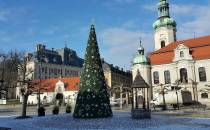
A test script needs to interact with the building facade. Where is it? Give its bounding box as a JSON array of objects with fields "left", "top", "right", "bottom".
[
  {"left": 25, "top": 44, "right": 84, "bottom": 80},
  {"left": 132, "top": 0, "right": 210, "bottom": 106},
  {"left": 25, "top": 62, "right": 133, "bottom": 105},
  {"left": 102, "top": 60, "right": 133, "bottom": 103},
  {"left": 26, "top": 77, "right": 80, "bottom": 105},
  {"left": 17, "top": 44, "right": 133, "bottom": 103}
]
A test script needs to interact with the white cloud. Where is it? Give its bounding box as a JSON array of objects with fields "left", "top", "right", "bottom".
[
  {"left": 99, "top": 23, "right": 153, "bottom": 70},
  {"left": 174, "top": 4, "right": 210, "bottom": 39},
  {"left": 143, "top": 5, "right": 155, "bottom": 11},
  {"left": 42, "top": 26, "right": 59, "bottom": 35},
  {"left": 114, "top": 0, "right": 135, "bottom": 3},
  {"left": 170, "top": 4, "right": 196, "bottom": 14},
  {"left": 0, "top": 9, "right": 10, "bottom": 22}
]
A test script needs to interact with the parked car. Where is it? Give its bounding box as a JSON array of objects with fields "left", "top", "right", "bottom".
[{"left": 110, "top": 100, "right": 118, "bottom": 106}]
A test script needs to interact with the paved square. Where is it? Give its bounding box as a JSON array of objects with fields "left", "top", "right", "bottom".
[{"left": 0, "top": 112, "right": 210, "bottom": 130}]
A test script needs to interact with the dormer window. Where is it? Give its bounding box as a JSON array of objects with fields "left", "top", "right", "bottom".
[{"left": 180, "top": 51, "right": 184, "bottom": 58}]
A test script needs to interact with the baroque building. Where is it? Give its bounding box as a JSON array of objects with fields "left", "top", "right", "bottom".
[
  {"left": 132, "top": 0, "right": 210, "bottom": 106},
  {"left": 25, "top": 44, "right": 84, "bottom": 80}
]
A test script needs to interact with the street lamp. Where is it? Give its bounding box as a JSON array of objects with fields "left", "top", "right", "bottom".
[
  {"left": 189, "top": 79, "right": 198, "bottom": 104},
  {"left": 173, "top": 80, "right": 182, "bottom": 110},
  {"left": 35, "top": 51, "right": 45, "bottom": 111},
  {"left": 0, "top": 55, "right": 6, "bottom": 100},
  {"left": 174, "top": 85, "right": 181, "bottom": 110},
  {"left": 159, "top": 84, "right": 167, "bottom": 110}
]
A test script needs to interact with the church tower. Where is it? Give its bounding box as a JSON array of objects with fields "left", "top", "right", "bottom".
[
  {"left": 131, "top": 40, "right": 152, "bottom": 99},
  {"left": 153, "top": 0, "right": 177, "bottom": 50}
]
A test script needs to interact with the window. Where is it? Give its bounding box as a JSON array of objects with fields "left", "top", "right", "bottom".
[
  {"left": 164, "top": 70, "right": 171, "bottom": 84},
  {"left": 180, "top": 51, "right": 184, "bottom": 58},
  {"left": 153, "top": 71, "right": 159, "bottom": 84},
  {"left": 42, "top": 67, "right": 45, "bottom": 73},
  {"left": 199, "top": 67, "right": 206, "bottom": 82},
  {"left": 54, "top": 68, "right": 57, "bottom": 75},
  {"left": 161, "top": 41, "right": 165, "bottom": 48},
  {"left": 201, "top": 93, "right": 208, "bottom": 99},
  {"left": 45, "top": 67, "right": 47, "bottom": 74},
  {"left": 180, "top": 68, "right": 188, "bottom": 83}
]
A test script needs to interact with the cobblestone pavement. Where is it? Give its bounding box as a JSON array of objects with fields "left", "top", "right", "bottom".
[
  {"left": 0, "top": 104, "right": 131, "bottom": 117},
  {"left": 0, "top": 112, "right": 210, "bottom": 130}
]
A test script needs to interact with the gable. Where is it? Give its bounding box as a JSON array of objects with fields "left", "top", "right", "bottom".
[{"left": 150, "top": 35, "right": 210, "bottom": 65}]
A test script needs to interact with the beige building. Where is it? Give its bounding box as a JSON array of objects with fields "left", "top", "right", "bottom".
[{"left": 102, "top": 60, "right": 132, "bottom": 103}]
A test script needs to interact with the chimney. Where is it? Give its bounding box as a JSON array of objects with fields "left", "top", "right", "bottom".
[{"left": 36, "top": 44, "right": 45, "bottom": 51}]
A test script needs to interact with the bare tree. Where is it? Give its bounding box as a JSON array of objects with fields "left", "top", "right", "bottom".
[
  {"left": 17, "top": 57, "right": 36, "bottom": 118},
  {"left": 154, "top": 84, "right": 169, "bottom": 110},
  {"left": 0, "top": 50, "right": 23, "bottom": 99}
]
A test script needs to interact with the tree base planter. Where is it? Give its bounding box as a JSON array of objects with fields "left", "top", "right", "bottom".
[
  {"left": 15, "top": 116, "right": 32, "bottom": 119},
  {"left": 0, "top": 99, "right": 6, "bottom": 104},
  {"left": 38, "top": 107, "right": 45, "bottom": 117},
  {"left": 131, "top": 109, "right": 151, "bottom": 119},
  {"left": 52, "top": 106, "right": 59, "bottom": 115},
  {"left": 0, "top": 127, "right": 11, "bottom": 130}
]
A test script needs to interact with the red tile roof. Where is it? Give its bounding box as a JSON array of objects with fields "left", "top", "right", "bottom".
[
  {"left": 33, "top": 77, "right": 80, "bottom": 92},
  {"left": 149, "top": 35, "right": 210, "bottom": 65}
]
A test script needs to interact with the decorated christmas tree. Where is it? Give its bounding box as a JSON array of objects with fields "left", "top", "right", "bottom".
[{"left": 73, "top": 24, "right": 113, "bottom": 118}]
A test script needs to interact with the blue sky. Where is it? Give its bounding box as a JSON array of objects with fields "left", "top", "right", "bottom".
[{"left": 0, "top": 0, "right": 210, "bottom": 69}]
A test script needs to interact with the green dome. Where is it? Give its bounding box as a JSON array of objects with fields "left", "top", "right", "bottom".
[
  {"left": 133, "top": 54, "right": 149, "bottom": 65},
  {"left": 153, "top": 17, "right": 176, "bottom": 30}
]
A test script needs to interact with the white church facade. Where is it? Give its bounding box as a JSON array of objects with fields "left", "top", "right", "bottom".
[{"left": 132, "top": 0, "right": 210, "bottom": 106}]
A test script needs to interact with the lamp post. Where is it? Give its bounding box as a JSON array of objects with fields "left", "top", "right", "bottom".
[
  {"left": 160, "top": 84, "right": 167, "bottom": 110},
  {"left": 174, "top": 86, "right": 181, "bottom": 110},
  {"left": 173, "top": 80, "right": 181, "bottom": 110},
  {"left": 35, "top": 51, "right": 45, "bottom": 111},
  {"left": 190, "top": 79, "right": 198, "bottom": 104},
  {"left": 0, "top": 55, "right": 6, "bottom": 99}
]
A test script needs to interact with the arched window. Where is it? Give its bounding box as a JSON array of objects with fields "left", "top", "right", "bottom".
[
  {"left": 161, "top": 41, "right": 165, "bottom": 48},
  {"left": 153, "top": 71, "right": 159, "bottom": 84},
  {"left": 164, "top": 70, "right": 171, "bottom": 84},
  {"left": 180, "top": 51, "right": 184, "bottom": 58},
  {"left": 199, "top": 67, "right": 206, "bottom": 82},
  {"left": 201, "top": 93, "right": 208, "bottom": 99},
  {"left": 180, "top": 68, "right": 188, "bottom": 83}
]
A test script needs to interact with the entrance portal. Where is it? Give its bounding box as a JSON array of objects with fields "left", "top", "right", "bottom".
[{"left": 56, "top": 93, "right": 64, "bottom": 105}]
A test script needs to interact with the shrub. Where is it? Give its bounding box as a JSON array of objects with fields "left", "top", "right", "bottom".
[
  {"left": 52, "top": 105, "right": 59, "bottom": 115},
  {"left": 66, "top": 104, "right": 72, "bottom": 113},
  {"left": 38, "top": 106, "right": 45, "bottom": 117}
]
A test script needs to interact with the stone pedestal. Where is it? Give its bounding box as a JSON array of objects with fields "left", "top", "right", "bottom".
[
  {"left": 131, "top": 109, "right": 151, "bottom": 119},
  {"left": 0, "top": 99, "right": 6, "bottom": 104}
]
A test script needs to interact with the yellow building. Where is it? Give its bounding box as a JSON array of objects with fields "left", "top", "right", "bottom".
[{"left": 102, "top": 60, "right": 132, "bottom": 103}]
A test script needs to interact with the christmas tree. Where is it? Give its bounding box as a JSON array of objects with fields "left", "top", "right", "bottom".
[{"left": 73, "top": 24, "right": 113, "bottom": 118}]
